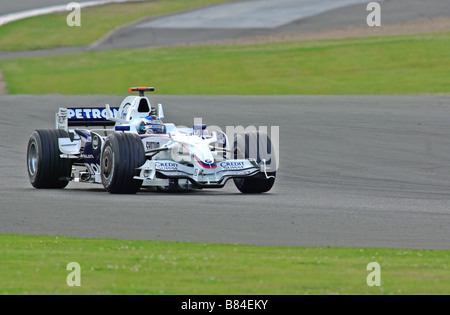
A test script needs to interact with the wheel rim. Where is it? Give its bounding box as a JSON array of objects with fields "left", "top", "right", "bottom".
[
  {"left": 28, "top": 142, "right": 38, "bottom": 176},
  {"left": 102, "top": 147, "right": 113, "bottom": 180}
]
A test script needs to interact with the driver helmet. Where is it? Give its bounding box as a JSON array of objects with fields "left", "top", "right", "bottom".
[{"left": 139, "top": 115, "right": 164, "bottom": 134}]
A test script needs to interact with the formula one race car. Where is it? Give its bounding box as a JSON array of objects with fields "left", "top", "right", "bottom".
[{"left": 26, "top": 87, "right": 277, "bottom": 194}]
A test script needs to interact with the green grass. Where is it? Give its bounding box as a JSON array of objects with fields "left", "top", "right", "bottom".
[
  {"left": 0, "top": 234, "right": 449, "bottom": 294},
  {"left": 0, "top": 0, "right": 236, "bottom": 51},
  {"left": 1, "top": 32, "right": 449, "bottom": 95}
]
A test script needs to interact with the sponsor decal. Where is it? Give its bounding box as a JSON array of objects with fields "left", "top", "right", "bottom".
[
  {"left": 155, "top": 162, "right": 178, "bottom": 171},
  {"left": 57, "top": 108, "right": 68, "bottom": 130},
  {"left": 67, "top": 108, "right": 119, "bottom": 120},
  {"left": 146, "top": 141, "right": 160, "bottom": 151},
  {"left": 220, "top": 161, "right": 246, "bottom": 170}
]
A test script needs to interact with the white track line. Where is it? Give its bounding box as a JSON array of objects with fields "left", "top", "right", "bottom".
[{"left": 0, "top": 0, "right": 141, "bottom": 26}]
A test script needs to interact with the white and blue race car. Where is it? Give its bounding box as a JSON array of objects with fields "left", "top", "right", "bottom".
[{"left": 27, "top": 87, "right": 277, "bottom": 194}]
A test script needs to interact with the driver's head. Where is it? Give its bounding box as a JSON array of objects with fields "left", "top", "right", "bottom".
[{"left": 139, "top": 116, "right": 164, "bottom": 134}]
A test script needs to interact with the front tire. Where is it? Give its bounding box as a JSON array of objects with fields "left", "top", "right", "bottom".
[
  {"left": 233, "top": 131, "right": 277, "bottom": 194},
  {"left": 27, "top": 129, "right": 72, "bottom": 189},
  {"left": 101, "top": 132, "right": 145, "bottom": 194}
]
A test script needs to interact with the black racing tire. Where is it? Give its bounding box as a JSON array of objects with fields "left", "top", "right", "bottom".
[
  {"left": 27, "top": 129, "right": 72, "bottom": 189},
  {"left": 101, "top": 132, "right": 145, "bottom": 194},
  {"left": 233, "top": 131, "right": 277, "bottom": 194}
]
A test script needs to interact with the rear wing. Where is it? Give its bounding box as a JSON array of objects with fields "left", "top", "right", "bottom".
[{"left": 56, "top": 107, "right": 120, "bottom": 130}]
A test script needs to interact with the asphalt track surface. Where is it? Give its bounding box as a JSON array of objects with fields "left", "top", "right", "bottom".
[
  {"left": 102, "top": 0, "right": 450, "bottom": 50},
  {"left": 1, "top": 95, "right": 449, "bottom": 249},
  {"left": 138, "top": 0, "right": 373, "bottom": 29}
]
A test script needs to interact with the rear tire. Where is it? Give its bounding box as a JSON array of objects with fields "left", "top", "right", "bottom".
[
  {"left": 27, "top": 129, "right": 72, "bottom": 189},
  {"left": 233, "top": 131, "right": 277, "bottom": 194},
  {"left": 101, "top": 132, "right": 145, "bottom": 194}
]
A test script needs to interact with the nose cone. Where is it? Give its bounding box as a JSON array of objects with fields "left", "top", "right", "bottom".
[
  {"left": 189, "top": 138, "right": 217, "bottom": 169},
  {"left": 172, "top": 133, "right": 217, "bottom": 169}
]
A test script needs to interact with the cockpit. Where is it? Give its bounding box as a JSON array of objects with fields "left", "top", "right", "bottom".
[{"left": 139, "top": 115, "right": 165, "bottom": 134}]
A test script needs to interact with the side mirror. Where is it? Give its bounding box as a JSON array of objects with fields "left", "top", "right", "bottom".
[
  {"left": 158, "top": 103, "right": 165, "bottom": 119},
  {"left": 105, "top": 104, "right": 128, "bottom": 124}
]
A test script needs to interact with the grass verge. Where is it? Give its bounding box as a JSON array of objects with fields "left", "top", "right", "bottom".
[
  {"left": 0, "top": 0, "right": 236, "bottom": 51},
  {"left": 0, "top": 32, "right": 449, "bottom": 95},
  {"left": 0, "top": 234, "right": 449, "bottom": 294}
]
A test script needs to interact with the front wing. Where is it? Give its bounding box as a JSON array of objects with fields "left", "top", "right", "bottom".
[{"left": 135, "top": 159, "right": 261, "bottom": 188}]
